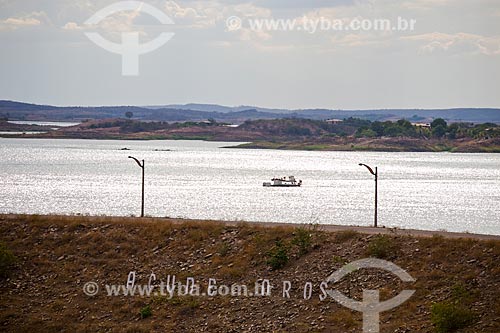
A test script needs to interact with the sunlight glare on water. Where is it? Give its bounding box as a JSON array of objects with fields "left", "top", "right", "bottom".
[{"left": 0, "top": 138, "right": 499, "bottom": 235}]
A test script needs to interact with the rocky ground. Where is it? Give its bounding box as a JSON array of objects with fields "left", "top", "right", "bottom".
[{"left": 0, "top": 214, "right": 499, "bottom": 332}]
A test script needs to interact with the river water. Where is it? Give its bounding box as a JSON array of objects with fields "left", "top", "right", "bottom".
[{"left": 0, "top": 138, "right": 499, "bottom": 235}]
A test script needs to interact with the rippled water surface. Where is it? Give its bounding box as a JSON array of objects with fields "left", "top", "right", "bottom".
[{"left": 1, "top": 138, "right": 499, "bottom": 235}]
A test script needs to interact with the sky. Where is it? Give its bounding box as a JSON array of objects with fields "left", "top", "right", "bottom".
[{"left": 0, "top": 0, "right": 499, "bottom": 109}]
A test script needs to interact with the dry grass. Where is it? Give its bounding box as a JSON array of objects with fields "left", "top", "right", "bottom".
[
  {"left": 0, "top": 214, "right": 499, "bottom": 332},
  {"left": 334, "top": 230, "right": 360, "bottom": 243}
]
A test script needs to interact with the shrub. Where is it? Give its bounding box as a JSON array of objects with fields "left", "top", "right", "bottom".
[
  {"left": 285, "top": 125, "right": 312, "bottom": 136},
  {"left": 431, "top": 302, "right": 475, "bottom": 332},
  {"left": 292, "top": 227, "right": 312, "bottom": 256},
  {"left": 366, "top": 235, "right": 398, "bottom": 259},
  {"left": 217, "top": 241, "right": 231, "bottom": 257},
  {"left": 431, "top": 118, "right": 448, "bottom": 129},
  {"left": 451, "top": 283, "right": 472, "bottom": 302},
  {"left": 139, "top": 305, "right": 152, "bottom": 319},
  {"left": 267, "top": 240, "right": 289, "bottom": 270},
  {"left": 432, "top": 125, "right": 447, "bottom": 138},
  {"left": 0, "top": 243, "right": 16, "bottom": 278},
  {"left": 356, "top": 128, "right": 378, "bottom": 138}
]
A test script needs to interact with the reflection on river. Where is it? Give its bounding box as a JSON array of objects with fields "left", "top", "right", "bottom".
[{"left": 0, "top": 138, "right": 499, "bottom": 235}]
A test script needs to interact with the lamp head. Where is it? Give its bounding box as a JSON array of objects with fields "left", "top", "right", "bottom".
[{"left": 359, "top": 163, "right": 376, "bottom": 176}]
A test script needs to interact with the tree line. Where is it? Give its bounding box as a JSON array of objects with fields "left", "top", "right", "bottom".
[{"left": 355, "top": 118, "right": 499, "bottom": 139}]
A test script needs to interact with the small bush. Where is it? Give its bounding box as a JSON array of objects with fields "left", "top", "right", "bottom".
[
  {"left": 332, "top": 255, "right": 346, "bottom": 265},
  {"left": 431, "top": 302, "right": 475, "bottom": 332},
  {"left": 267, "top": 240, "right": 289, "bottom": 270},
  {"left": 217, "top": 241, "right": 231, "bottom": 257},
  {"left": 451, "top": 283, "right": 472, "bottom": 302},
  {"left": 366, "top": 235, "right": 398, "bottom": 258},
  {"left": 292, "top": 227, "right": 312, "bottom": 256},
  {"left": 0, "top": 243, "right": 16, "bottom": 278},
  {"left": 139, "top": 305, "right": 152, "bottom": 319}
]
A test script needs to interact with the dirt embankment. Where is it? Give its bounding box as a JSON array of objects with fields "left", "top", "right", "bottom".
[{"left": 1, "top": 214, "right": 499, "bottom": 332}]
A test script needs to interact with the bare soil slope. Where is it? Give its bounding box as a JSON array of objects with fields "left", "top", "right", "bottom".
[{"left": 1, "top": 215, "right": 499, "bottom": 332}]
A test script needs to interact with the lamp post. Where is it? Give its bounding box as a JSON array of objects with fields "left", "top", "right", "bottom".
[
  {"left": 128, "top": 156, "right": 145, "bottom": 217},
  {"left": 358, "top": 163, "right": 378, "bottom": 228}
]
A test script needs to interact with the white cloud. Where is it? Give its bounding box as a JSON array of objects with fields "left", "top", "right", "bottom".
[
  {"left": 3, "top": 17, "right": 40, "bottom": 26},
  {"left": 165, "top": 1, "right": 201, "bottom": 19},
  {"left": 160, "top": 1, "right": 275, "bottom": 47},
  {"left": 63, "top": 22, "right": 83, "bottom": 31},
  {"left": 331, "top": 33, "right": 386, "bottom": 47},
  {"left": 0, "top": 12, "right": 46, "bottom": 31},
  {"left": 163, "top": 1, "right": 220, "bottom": 29},
  {"left": 3, "top": 0, "right": 500, "bottom": 56},
  {"left": 402, "top": 32, "right": 500, "bottom": 55},
  {"left": 77, "top": 2, "right": 151, "bottom": 39},
  {"left": 230, "top": 3, "right": 272, "bottom": 18},
  {"left": 237, "top": 27, "right": 272, "bottom": 42},
  {"left": 163, "top": 1, "right": 271, "bottom": 29},
  {"left": 400, "top": 0, "right": 451, "bottom": 11}
]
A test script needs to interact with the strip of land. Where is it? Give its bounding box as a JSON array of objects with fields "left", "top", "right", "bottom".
[
  {"left": 5, "top": 214, "right": 497, "bottom": 240},
  {"left": 2, "top": 118, "right": 500, "bottom": 152}
]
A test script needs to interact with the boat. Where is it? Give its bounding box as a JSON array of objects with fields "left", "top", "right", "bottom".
[{"left": 263, "top": 176, "right": 302, "bottom": 187}]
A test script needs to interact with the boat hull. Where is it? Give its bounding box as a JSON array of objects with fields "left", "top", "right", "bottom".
[{"left": 263, "top": 176, "right": 302, "bottom": 187}]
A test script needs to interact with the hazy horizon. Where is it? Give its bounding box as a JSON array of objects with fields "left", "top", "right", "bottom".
[{"left": 4, "top": 98, "right": 500, "bottom": 111}]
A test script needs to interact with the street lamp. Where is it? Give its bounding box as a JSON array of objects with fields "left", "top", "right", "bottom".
[
  {"left": 358, "top": 163, "right": 378, "bottom": 228},
  {"left": 128, "top": 156, "right": 145, "bottom": 217}
]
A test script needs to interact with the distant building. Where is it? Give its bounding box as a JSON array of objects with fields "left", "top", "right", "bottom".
[
  {"left": 412, "top": 122, "right": 431, "bottom": 128},
  {"left": 325, "top": 119, "right": 343, "bottom": 124}
]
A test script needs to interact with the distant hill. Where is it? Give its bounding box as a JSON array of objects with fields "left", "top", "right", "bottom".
[
  {"left": 1, "top": 100, "right": 499, "bottom": 124},
  {"left": 144, "top": 103, "right": 290, "bottom": 114}
]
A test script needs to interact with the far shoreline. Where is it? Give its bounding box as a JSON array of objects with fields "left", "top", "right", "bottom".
[
  {"left": 1, "top": 117, "right": 500, "bottom": 153},
  {"left": 1, "top": 135, "right": 500, "bottom": 153}
]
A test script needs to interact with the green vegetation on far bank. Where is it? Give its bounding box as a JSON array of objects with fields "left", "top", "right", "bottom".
[
  {"left": 2, "top": 117, "right": 500, "bottom": 152},
  {"left": 233, "top": 140, "right": 500, "bottom": 153}
]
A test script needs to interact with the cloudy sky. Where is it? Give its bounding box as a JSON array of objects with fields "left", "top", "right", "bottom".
[{"left": 0, "top": 0, "right": 499, "bottom": 109}]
